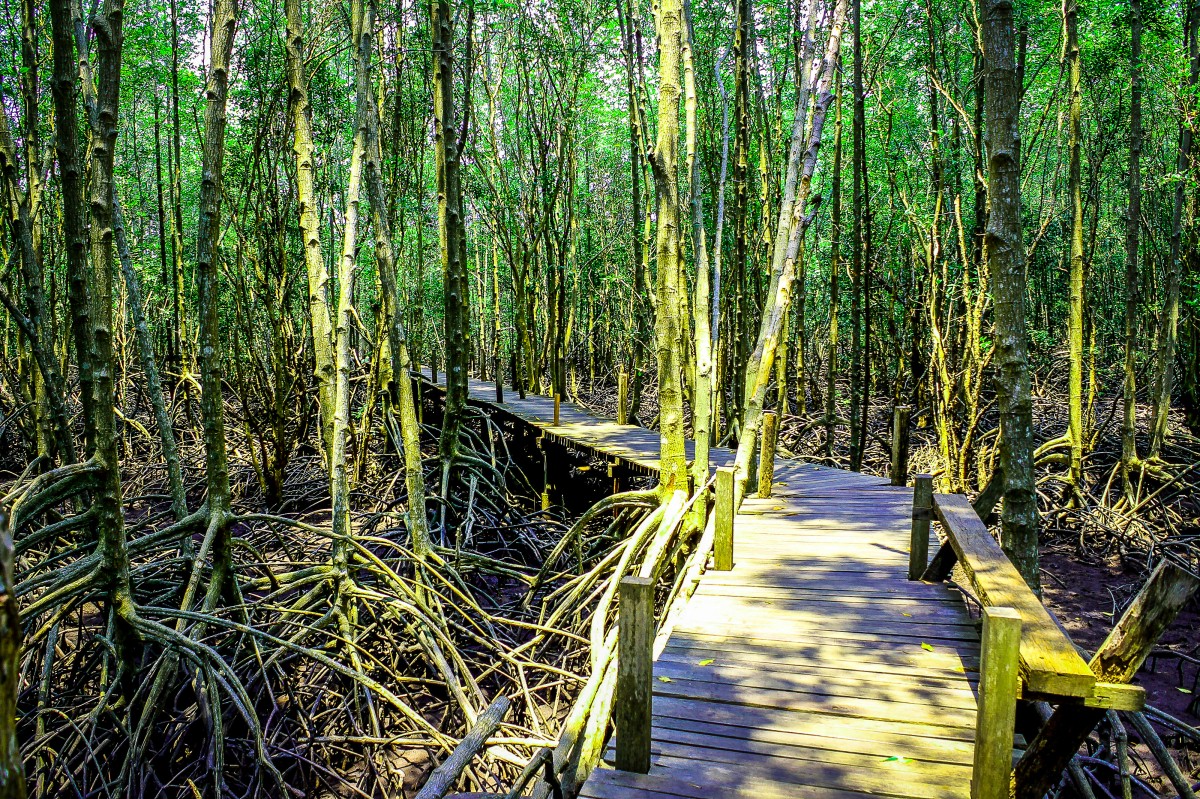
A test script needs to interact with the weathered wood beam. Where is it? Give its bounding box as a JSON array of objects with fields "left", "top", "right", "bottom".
[
  {"left": 1013, "top": 561, "right": 1199, "bottom": 798},
  {"left": 713, "top": 467, "right": 735, "bottom": 571},
  {"left": 891, "top": 405, "right": 911, "bottom": 486},
  {"left": 757, "top": 411, "right": 778, "bottom": 498},
  {"left": 908, "top": 474, "right": 932, "bottom": 580},
  {"left": 415, "top": 695, "right": 512, "bottom": 799},
  {"left": 934, "top": 493, "right": 1095, "bottom": 698}
]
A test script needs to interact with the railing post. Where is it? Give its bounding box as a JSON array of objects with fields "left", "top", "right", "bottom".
[
  {"left": 972, "top": 606, "right": 1022, "bottom": 799},
  {"left": 891, "top": 404, "right": 911, "bottom": 486},
  {"left": 553, "top": 394, "right": 561, "bottom": 426},
  {"left": 757, "top": 411, "right": 778, "bottom": 498},
  {"left": 714, "top": 466, "right": 735, "bottom": 571},
  {"left": 618, "top": 370, "right": 629, "bottom": 425},
  {"left": 909, "top": 474, "right": 933, "bottom": 580},
  {"left": 616, "top": 576, "right": 654, "bottom": 773},
  {"left": 495, "top": 353, "right": 504, "bottom": 403},
  {"left": 540, "top": 435, "right": 551, "bottom": 510}
]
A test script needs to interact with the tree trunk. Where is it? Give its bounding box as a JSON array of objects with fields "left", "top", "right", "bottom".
[
  {"left": 433, "top": 0, "right": 472, "bottom": 475},
  {"left": 983, "top": 0, "right": 1040, "bottom": 592},
  {"left": 355, "top": 0, "right": 432, "bottom": 557},
  {"left": 1122, "top": 0, "right": 1142, "bottom": 498},
  {"left": 195, "top": 0, "right": 240, "bottom": 607},
  {"left": 651, "top": 0, "right": 689, "bottom": 492},
  {"left": 684, "top": 0, "right": 713, "bottom": 501},
  {"left": 1150, "top": 1, "right": 1199, "bottom": 457},
  {"left": 1065, "top": 0, "right": 1085, "bottom": 491},
  {"left": 731, "top": 0, "right": 850, "bottom": 505},
  {"left": 285, "top": 0, "right": 337, "bottom": 466}
]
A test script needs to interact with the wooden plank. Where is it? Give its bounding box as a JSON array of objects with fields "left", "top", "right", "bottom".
[
  {"left": 650, "top": 695, "right": 978, "bottom": 744},
  {"left": 651, "top": 659, "right": 981, "bottom": 710},
  {"left": 649, "top": 675, "right": 978, "bottom": 728},
  {"left": 663, "top": 635, "right": 981, "bottom": 675},
  {"left": 587, "top": 753, "right": 970, "bottom": 799},
  {"left": 645, "top": 712, "right": 977, "bottom": 765},
  {"left": 614, "top": 745, "right": 973, "bottom": 799},
  {"left": 932, "top": 493, "right": 1095, "bottom": 698}
]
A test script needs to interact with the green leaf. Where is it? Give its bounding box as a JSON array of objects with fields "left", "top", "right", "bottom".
[
  {"left": 883, "top": 755, "right": 913, "bottom": 764},
  {"left": 1177, "top": 687, "right": 1193, "bottom": 694},
  {"left": 921, "top": 642, "right": 934, "bottom": 652},
  {"left": 657, "top": 676, "right": 672, "bottom": 683},
  {"left": 698, "top": 659, "right": 714, "bottom": 666}
]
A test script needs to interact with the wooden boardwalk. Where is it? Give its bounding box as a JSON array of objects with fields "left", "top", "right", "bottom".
[{"left": 419, "top": 370, "right": 980, "bottom": 799}]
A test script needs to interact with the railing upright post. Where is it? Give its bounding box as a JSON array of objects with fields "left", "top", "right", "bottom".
[
  {"left": 616, "top": 576, "right": 654, "bottom": 774},
  {"left": 909, "top": 475, "right": 933, "bottom": 580},
  {"left": 495, "top": 353, "right": 504, "bottom": 403},
  {"left": 618, "top": 370, "right": 629, "bottom": 425},
  {"left": 891, "top": 405, "right": 912, "bottom": 486},
  {"left": 540, "top": 435, "right": 551, "bottom": 510},
  {"left": 757, "top": 411, "right": 778, "bottom": 498},
  {"left": 714, "top": 466, "right": 735, "bottom": 571},
  {"left": 554, "top": 394, "right": 561, "bottom": 426},
  {"left": 972, "top": 607, "right": 1022, "bottom": 799}
]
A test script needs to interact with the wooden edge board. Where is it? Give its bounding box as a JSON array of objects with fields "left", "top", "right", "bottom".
[{"left": 1021, "top": 682, "right": 1144, "bottom": 711}]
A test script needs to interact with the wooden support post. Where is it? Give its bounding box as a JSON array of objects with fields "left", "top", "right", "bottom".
[
  {"left": 616, "top": 576, "right": 654, "bottom": 774},
  {"left": 909, "top": 474, "right": 933, "bottom": 580},
  {"left": 1014, "top": 562, "right": 1200, "bottom": 797},
  {"left": 891, "top": 405, "right": 911, "bottom": 486},
  {"left": 972, "top": 607, "right": 1022, "bottom": 799},
  {"left": 540, "top": 435, "right": 550, "bottom": 510},
  {"left": 714, "top": 466, "right": 735, "bottom": 571},
  {"left": 618, "top": 370, "right": 629, "bottom": 425},
  {"left": 495, "top": 353, "right": 504, "bottom": 403},
  {"left": 554, "top": 394, "right": 561, "bottom": 426},
  {"left": 757, "top": 411, "right": 778, "bottom": 498}
]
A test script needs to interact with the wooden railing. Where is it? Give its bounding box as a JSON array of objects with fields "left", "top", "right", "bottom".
[{"left": 906, "top": 475, "right": 1200, "bottom": 799}]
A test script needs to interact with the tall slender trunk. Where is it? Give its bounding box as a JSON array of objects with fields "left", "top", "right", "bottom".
[
  {"left": 731, "top": 0, "right": 850, "bottom": 505},
  {"left": 983, "top": 0, "right": 1039, "bottom": 591},
  {"left": 849, "top": 0, "right": 866, "bottom": 472},
  {"left": 195, "top": 0, "right": 240, "bottom": 607},
  {"left": 355, "top": 0, "right": 432, "bottom": 556},
  {"left": 684, "top": 0, "right": 712, "bottom": 499},
  {"left": 826, "top": 68, "right": 843, "bottom": 459},
  {"left": 1064, "top": 0, "right": 1085, "bottom": 490},
  {"left": 285, "top": 0, "right": 337, "bottom": 465},
  {"left": 650, "top": 0, "right": 688, "bottom": 492},
  {"left": 1150, "top": 1, "right": 1199, "bottom": 457},
  {"left": 51, "top": 0, "right": 95, "bottom": 458},
  {"left": 1122, "top": 0, "right": 1142, "bottom": 497},
  {"left": 170, "top": 0, "right": 188, "bottom": 375},
  {"left": 433, "top": 0, "right": 471, "bottom": 473},
  {"left": 85, "top": 0, "right": 138, "bottom": 666}
]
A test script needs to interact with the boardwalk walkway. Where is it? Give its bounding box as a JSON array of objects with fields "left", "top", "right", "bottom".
[{"left": 418, "top": 370, "right": 981, "bottom": 799}]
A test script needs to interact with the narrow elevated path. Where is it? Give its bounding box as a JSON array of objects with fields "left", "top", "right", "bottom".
[{"left": 419, "top": 370, "right": 980, "bottom": 799}]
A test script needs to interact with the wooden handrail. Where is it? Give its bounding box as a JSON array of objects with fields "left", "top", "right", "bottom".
[
  {"left": 931, "top": 492, "right": 1097, "bottom": 698},
  {"left": 909, "top": 488, "right": 1150, "bottom": 712}
]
